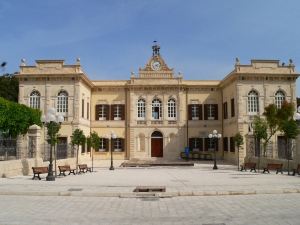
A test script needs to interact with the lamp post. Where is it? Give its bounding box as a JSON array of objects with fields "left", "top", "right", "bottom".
[
  {"left": 109, "top": 132, "right": 117, "bottom": 170},
  {"left": 41, "top": 108, "right": 64, "bottom": 181},
  {"left": 208, "top": 130, "right": 222, "bottom": 170}
]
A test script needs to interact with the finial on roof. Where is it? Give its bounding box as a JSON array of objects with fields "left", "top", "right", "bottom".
[
  {"left": 152, "top": 41, "right": 160, "bottom": 56},
  {"left": 235, "top": 57, "right": 240, "bottom": 65},
  {"left": 76, "top": 58, "right": 81, "bottom": 65},
  {"left": 21, "top": 58, "right": 26, "bottom": 66}
]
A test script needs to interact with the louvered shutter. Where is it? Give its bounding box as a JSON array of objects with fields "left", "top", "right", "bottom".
[
  {"left": 204, "top": 104, "right": 208, "bottom": 120},
  {"left": 214, "top": 104, "right": 218, "bottom": 120},
  {"left": 204, "top": 138, "right": 209, "bottom": 151},
  {"left": 110, "top": 105, "right": 114, "bottom": 120},
  {"left": 199, "top": 104, "right": 203, "bottom": 120},
  {"left": 121, "top": 105, "right": 125, "bottom": 120},
  {"left": 189, "top": 138, "right": 193, "bottom": 149},
  {"left": 95, "top": 105, "right": 100, "bottom": 120},
  {"left": 105, "top": 138, "right": 109, "bottom": 151},
  {"left": 199, "top": 138, "right": 203, "bottom": 151},
  {"left": 188, "top": 105, "right": 192, "bottom": 120},
  {"left": 120, "top": 138, "right": 125, "bottom": 151}
]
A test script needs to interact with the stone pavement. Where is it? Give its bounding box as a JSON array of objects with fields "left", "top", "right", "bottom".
[{"left": 0, "top": 160, "right": 300, "bottom": 197}]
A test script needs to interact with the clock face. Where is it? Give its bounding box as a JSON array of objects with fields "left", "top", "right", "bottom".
[{"left": 151, "top": 61, "right": 161, "bottom": 71}]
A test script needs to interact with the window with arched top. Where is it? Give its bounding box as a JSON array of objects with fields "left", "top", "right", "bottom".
[
  {"left": 152, "top": 98, "right": 162, "bottom": 120},
  {"left": 29, "top": 90, "right": 40, "bottom": 109},
  {"left": 275, "top": 91, "right": 285, "bottom": 109},
  {"left": 29, "top": 91, "right": 41, "bottom": 109},
  {"left": 248, "top": 90, "right": 259, "bottom": 114},
  {"left": 137, "top": 99, "right": 146, "bottom": 120},
  {"left": 168, "top": 99, "right": 176, "bottom": 119},
  {"left": 57, "top": 90, "right": 68, "bottom": 114}
]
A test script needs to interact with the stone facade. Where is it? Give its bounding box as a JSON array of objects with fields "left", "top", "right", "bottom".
[{"left": 17, "top": 45, "right": 299, "bottom": 166}]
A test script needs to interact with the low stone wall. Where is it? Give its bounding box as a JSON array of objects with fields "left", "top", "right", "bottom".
[{"left": 0, "top": 157, "right": 79, "bottom": 178}]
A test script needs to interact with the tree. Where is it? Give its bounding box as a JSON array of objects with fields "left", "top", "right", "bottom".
[
  {"left": 71, "top": 129, "right": 86, "bottom": 174},
  {"left": 90, "top": 131, "right": 100, "bottom": 172},
  {"left": 234, "top": 132, "right": 244, "bottom": 171},
  {"left": 0, "top": 73, "right": 19, "bottom": 102},
  {"left": 252, "top": 116, "right": 268, "bottom": 171},
  {"left": 277, "top": 102, "right": 300, "bottom": 174},
  {"left": 0, "top": 97, "right": 41, "bottom": 138}
]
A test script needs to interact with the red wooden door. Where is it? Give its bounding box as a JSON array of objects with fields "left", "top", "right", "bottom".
[{"left": 151, "top": 138, "right": 163, "bottom": 157}]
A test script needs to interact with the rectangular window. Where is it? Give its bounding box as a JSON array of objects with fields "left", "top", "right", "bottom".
[
  {"left": 277, "top": 136, "right": 292, "bottom": 159},
  {"left": 188, "top": 104, "right": 202, "bottom": 120},
  {"left": 205, "top": 138, "right": 217, "bottom": 151},
  {"left": 98, "top": 138, "right": 107, "bottom": 152},
  {"left": 82, "top": 99, "right": 84, "bottom": 118},
  {"left": 204, "top": 104, "right": 218, "bottom": 120},
  {"left": 230, "top": 137, "right": 235, "bottom": 152},
  {"left": 223, "top": 137, "right": 228, "bottom": 152},
  {"left": 231, "top": 98, "right": 235, "bottom": 117},
  {"left": 87, "top": 102, "right": 89, "bottom": 120},
  {"left": 113, "top": 138, "right": 123, "bottom": 152},
  {"left": 95, "top": 105, "right": 108, "bottom": 120},
  {"left": 223, "top": 102, "right": 228, "bottom": 119},
  {"left": 114, "top": 105, "right": 121, "bottom": 120},
  {"left": 56, "top": 137, "right": 68, "bottom": 159}
]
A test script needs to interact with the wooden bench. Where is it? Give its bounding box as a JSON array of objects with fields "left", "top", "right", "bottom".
[
  {"left": 240, "top": 162, "right": 256, "bottom": 172},
  {"left": 78, "top": 164, "right": 92, "bottom": 173},
  {"left": 263, "top": 163, "right": 283, "bottom": 174},
  {"left": 292, "top": 164, "right": 300, "bottom": 176},
  {"left": 32, "top": 166, "right": 48, "bottom": 180},
  {"left": 58, "top": 165, "right": 76, "bottom": 176}
]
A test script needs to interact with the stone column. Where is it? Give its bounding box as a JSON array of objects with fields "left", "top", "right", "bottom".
[{"left": 28, "top": 124, "right": 42, "bottom": 166}]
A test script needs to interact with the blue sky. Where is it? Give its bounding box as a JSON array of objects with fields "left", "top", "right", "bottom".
[{"left": 1, "top": 0, "right": 300, "bottom": 96}]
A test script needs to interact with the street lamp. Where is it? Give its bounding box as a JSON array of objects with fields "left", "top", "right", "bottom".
[
  {"left": 109, "top": 131, "right": 117, "bottom": 170},
  {"left": 41, "top": 108, "right": 64, "bottom": 181},
  {"left": 208, "top": 130, "right": 222, "bottom": 170}
]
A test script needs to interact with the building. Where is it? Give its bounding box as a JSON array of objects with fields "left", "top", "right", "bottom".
[{"left": 17, "top": 44, "right": 299, "bottom": 166}]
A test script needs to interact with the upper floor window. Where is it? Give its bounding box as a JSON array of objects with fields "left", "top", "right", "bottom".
[
  {"left": 275, "top": 91, "right": 285, "bottom": 109},
  {"left": 113, "top": 138, "right": 124, "bottom": 152},
  {"left": 167, "top": 99, "right": 176, "bottom": 119},
  {"left": 204, "top": 104, "right": 218, "bottom": 120},
  {"left": 96, "top": 105, "right": 108, "bottom": 120},
  {"left": 137, "top": 99, "right": 146, "bottom": 120},
  {"left": 57, "top": 91, "right": 68, "bottom": 113},
  {"left": 113, "top": 105, "right": 121, "bottom": 120},
  {"left": 152, "top": 98, "right": 162, "bottom": 120},
  {"left": 29, "top": 90, "right": 40, "bottom": 109},
  {"left": 98, "top": 138, "right": 108, "bottom": 152},
  {"left": 248, "top": 90, "right": 259, "bottom": 114},
  {"left": 188, "top": 104, "right": 202, "bottom": 120}
]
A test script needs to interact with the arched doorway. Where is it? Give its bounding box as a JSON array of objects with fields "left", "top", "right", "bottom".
[{"left": 151, "top": 131, "right": 163, "bottom": 157}]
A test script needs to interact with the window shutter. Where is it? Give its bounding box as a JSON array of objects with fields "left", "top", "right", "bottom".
[
  {"left": 121, "top": 104, "right": 125, "bottom": 120},
  {"left": 204, "top": 104, "right": 208, "bottom": 120},
  {"left": 214, "top": 104, "right": 218, "bottom": 120},
  {"left": 120, "top": 138, "right": 125, "bottom": 151},
  {"left": 111, "top": 138, "right": 115, "bottom": 151},
  {"left": 188, "top": 105, "right": 192, "bottom": 120},
  {"left": 215, "top": 139, "right": 219, "bottom": 151},
  {"left": 199, "top": 104, "right": 203, "bottom": 120},
  {"left": 204, "top": 138, "right": 209, "bottom": 151},
  {"left": 105, "top": 138, "right": 109, "bottom": 151},
  {"left": 231, "top": 98, "right": 235, "bottom": 117},
  {"left": 110, "top": 105, "right": 114, "bottom": 120},
  {"left": 189, "top": 138, "right": 193, "bottom": 149},
  {"left": 199, "top": 138, "right": 203, "bottom": 151},
  {"left": 95, "top": 105, "right": 100, "bottom": 120}
]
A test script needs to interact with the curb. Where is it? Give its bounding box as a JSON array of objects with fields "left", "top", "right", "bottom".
[{"left": 0, "top": 189, "right": 300, "bottom": 198}]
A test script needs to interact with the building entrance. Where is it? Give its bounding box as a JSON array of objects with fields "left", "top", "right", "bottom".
[{"left": 151, "top": 131, "right": 163, "bottom": 157}]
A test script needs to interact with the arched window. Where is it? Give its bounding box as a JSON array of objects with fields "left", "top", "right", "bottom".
[
  {"left": 29, "top": 90, "right": 40, "bottom": 109},
  {"left": 168, "top": 99, "right": 176, "bottom": 119},
  {"left": 137, "top": 99, "right": 146, "bottom": 120},
  {"left": 152, "top": 98, "right": 162, "bottom": 120},
  {"left": 248, "top": 90, "right": 259, "bottom": 114},
  {"left": 275, "top": 91, "right": 285, "bottom": 109},
  {"left": 57, "top": 90, "right": 68, "bottom": 114}
]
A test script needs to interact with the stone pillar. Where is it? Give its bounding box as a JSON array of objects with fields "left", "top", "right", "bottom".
[{"left": 28, "top": 124, "right": 42, "bottom": 166}]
